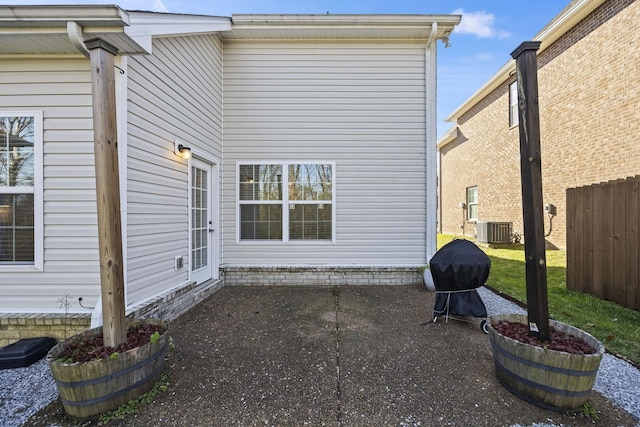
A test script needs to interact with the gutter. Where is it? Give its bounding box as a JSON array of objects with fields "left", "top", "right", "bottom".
[{"left": 436, "top": 125, "right": 458, "bottom": 150}]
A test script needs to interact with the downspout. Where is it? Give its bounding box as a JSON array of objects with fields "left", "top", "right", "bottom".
[
  {"left": 425, "top": 23, "right": 438, "bottom": 261},
  {"left": 66, "top": 21, "right": 90, "bottom": 58}
]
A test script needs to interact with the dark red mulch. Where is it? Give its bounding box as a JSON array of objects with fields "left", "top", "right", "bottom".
[
  {"left": 492, "top": 321, "right": 597, "bottom": 355},
  {"left": 55, "top": 323, "right": 165, "bottom": 363}
]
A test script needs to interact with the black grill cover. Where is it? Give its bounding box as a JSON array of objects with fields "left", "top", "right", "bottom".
[
  {"left": 429, "top": 239, "right": 491, "bottom": 292},
  {"left": 433, "top": 291, "right": 487, "bottom": 318}
]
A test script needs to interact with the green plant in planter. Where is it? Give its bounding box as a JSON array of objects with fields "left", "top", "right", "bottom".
[{"left": 150, "top": 331, "right": 161, "bottom": 344}]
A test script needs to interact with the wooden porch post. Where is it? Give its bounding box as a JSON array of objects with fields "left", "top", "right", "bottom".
[
  {"left": 511, "top": 41, "right": 550, "bottom": 342},
  {"left": 85, "top": 38, "right": 127, "bottom": 348}
]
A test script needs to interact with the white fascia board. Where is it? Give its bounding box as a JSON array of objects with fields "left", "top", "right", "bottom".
[
  {"left": 0, "top": 4, "right": 129, "bottom": 27},
  {"left": 231, "top": 14, "right": 460, "bottom": 26},
  {"left": 227, "top": 14, "right": 460, "bottom": 41},
  {"left": 445, "top": 0, "right": 606, "bottom": 124},
  {"left": 125, "top": 12, "right": 231, "bottom": 54}
]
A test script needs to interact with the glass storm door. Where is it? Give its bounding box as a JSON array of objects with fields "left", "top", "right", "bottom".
[{"left": 190, "top": 159, "right": 217, "bottom": 283}]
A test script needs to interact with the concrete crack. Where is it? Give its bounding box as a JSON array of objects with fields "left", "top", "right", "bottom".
[{"left": 333, "top": 285, "right": 342, "bottom": 426}]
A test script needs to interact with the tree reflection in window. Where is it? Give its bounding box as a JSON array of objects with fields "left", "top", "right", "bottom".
[
  {"left": 288, "top": 164, "right": 332, "bottom": 240},
  {"left": 238, "top": 162, "right": 333, "bottom": 241},
  {"left": 288, "top": 164, "right": 332, "bottom": 201},
  {"left": 1, "top": 116, "right": 34, "bottom": 187},
  {"left": 1, "top": 115, "right": 36, "bottom": 263}
]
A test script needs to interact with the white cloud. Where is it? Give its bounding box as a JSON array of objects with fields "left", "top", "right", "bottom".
[
  {"left": 451, "top": 8, "right": 510, "bottom": 39},
  {"left": 475, "top": 53, "right": 495, "bottom": 61},
  {"left": 146, "top": 0, "right": 169, "bottom": 12}
]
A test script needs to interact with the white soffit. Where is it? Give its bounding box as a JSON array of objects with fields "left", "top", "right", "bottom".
[
  {"left": 0, "top": 6, "right": 232, "bottom": 55},
  {"left": 0, "top": 5, "right": 146, "bottom": 55},
  {"left": 0, "top": 5, "right": 149, "bottom": 55}
]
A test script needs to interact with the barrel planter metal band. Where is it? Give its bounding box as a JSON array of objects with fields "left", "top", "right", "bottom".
[
  {"left": 47, "top": 319, "right": 168, "bottom": 419},
  {"left": 488, "top": 313, "right": 604, "bottom": 412}
]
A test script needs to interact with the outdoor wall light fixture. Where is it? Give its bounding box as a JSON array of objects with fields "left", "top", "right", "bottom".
[{"left": 174, "top": 140, "right": 192, "bottom": 159}]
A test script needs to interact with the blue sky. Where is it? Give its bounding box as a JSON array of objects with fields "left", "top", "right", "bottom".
[{"left": 9, "top": 0, "right": 569, "bottom": 137}]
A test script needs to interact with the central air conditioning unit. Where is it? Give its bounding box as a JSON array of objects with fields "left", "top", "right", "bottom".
[{"left": 476, "top": 221, "right": 512, "bottom": 244}]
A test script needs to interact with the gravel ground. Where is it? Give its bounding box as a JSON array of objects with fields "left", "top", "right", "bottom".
[
  {"left": 1, "top": 286, "right": 639, "bottom": 427},
  {"left": 0, "top": 358, "right": 57, "bottom": 427}
]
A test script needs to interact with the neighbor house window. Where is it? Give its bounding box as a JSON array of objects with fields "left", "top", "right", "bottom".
[
  {"left": 466, "top": 186, "right": 478, "bottom": 221},
  {"left": 509, "top": 81, "right": 519, "bottom": 127},
  {"left": 238, "top": 162, "right": 334, "bottom": 241},
  {"left": 0, "top": 112, "right": 42, "bottom": 267}
]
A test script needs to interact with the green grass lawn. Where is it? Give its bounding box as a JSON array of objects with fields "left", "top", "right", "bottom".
[{"left": 437, "top": 234, "right": 640, "bottom": 366}]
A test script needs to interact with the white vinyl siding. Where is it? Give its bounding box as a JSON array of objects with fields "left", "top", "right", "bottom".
[
  {"left": 126, "top": 34, "right": 223, "bottom": 306},
  {"left": 223, "top": 40, "right": 428, "bottom": 265},
  {"left": 0, "top": 58, "right": 99, "bottom": 313}
]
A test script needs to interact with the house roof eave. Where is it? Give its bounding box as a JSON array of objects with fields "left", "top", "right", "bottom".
[
  {"left": 223, "top": 14, "right": 461, "bottom": 41},
  {"left": 445, "top": 0, "right": 607, "bottom": 124},
  {"left": 437, "top": 125, "right": 458, "bottom": 150},
  {"left": 0, "top": 6, "right": 233, "bottom": 56},
  {"left": 0, "top": 4, "right": 148, "bottom": 55},
  {"left": 0, "top": 4, "right": 131, "bottom": 27}
]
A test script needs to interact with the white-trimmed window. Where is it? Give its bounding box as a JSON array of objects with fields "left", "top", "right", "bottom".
[
  {"left": 509, "top": 81, "right": 519, "bottom": 127},
  {"left": 238, "top": 162, "right": 334, "bottom": 242},
  {"left": 466, "top": 186, "right": 478, "bottom": 222},
  {"left": 0, "top": 112, "right": 43, "bottom": 268}
]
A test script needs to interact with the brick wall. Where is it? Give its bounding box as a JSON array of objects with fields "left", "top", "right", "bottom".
[
  {"left": 0, "top": 315, "right": 90, "bottom": 348},
  {"left": 223, "top": 266, "right": 422, "bottom": 287},
  {"left": 440, "top": 80, "right": 523, "bottom": 240},
  {"left": 440, "top": 0, "right": 639, "bottom": 249}
]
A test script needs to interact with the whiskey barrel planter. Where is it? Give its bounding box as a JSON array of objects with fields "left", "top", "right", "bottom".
[
  {"left": 46, "top": 319, "right": 168, "bottom": 419},
  {"left": 487, "top": 314, "right": 604, "bottom": 412}
]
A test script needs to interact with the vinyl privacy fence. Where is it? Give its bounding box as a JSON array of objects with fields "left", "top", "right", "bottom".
[{"left": 566, "top": 176, "right": 640, "bottom": 310}]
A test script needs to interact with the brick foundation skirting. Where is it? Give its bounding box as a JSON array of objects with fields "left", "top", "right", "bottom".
[
  {"left": 0, "top": 315, "right": 91, "bottom": 348},
  {"left": 222, "top": 265, "right": 423, "bottom": 287},
  {"left": 127, "top": 279, "right": 224, "bottom": 322}
]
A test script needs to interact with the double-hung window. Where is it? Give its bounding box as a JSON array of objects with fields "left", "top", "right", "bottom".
[
  {"left": 466, "top": 186, "right": 478, "bottom": 222},
  {"left": 509, "top": 81, "right": 519, "bottom": 127},
  {"left": 238, "top": 162, "right": 334, "bottom": 242},
  {"left": 0, "top": 112, "right": 42, "bottom": 267}
]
